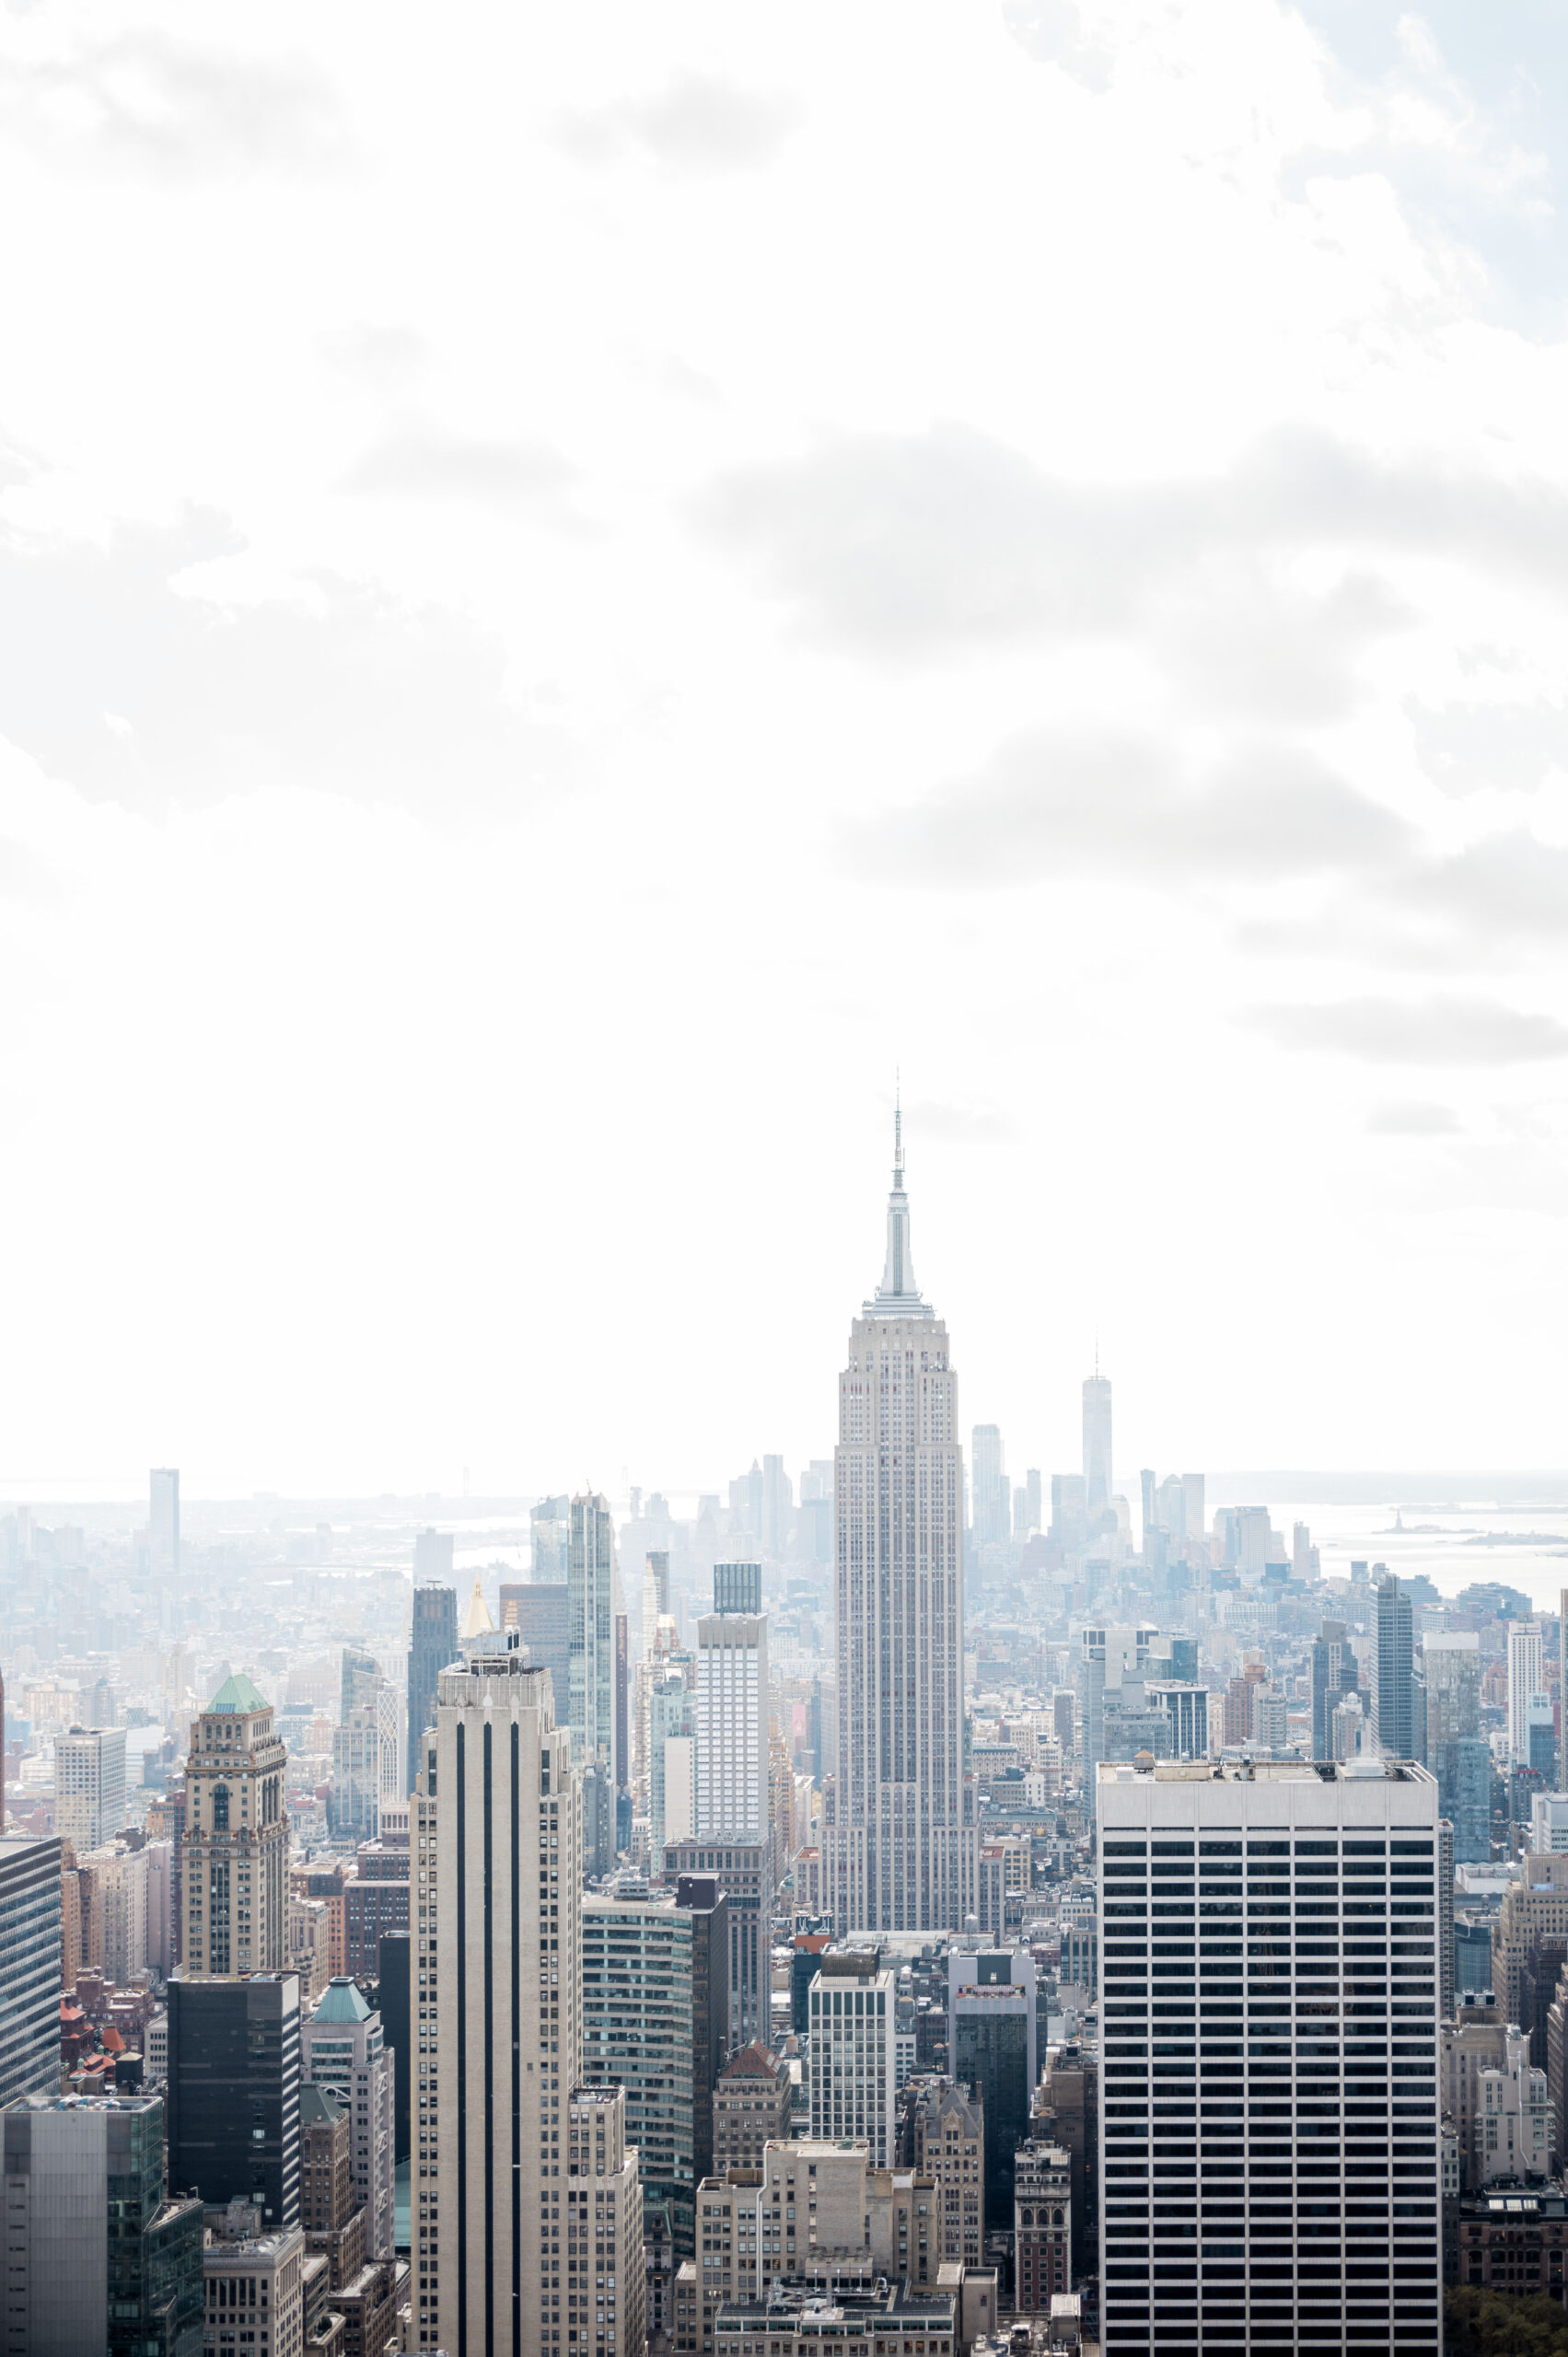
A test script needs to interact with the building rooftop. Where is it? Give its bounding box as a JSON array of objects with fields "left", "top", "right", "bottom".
[
  {"left": 721, "top": 2042, "right": 784, "bottom": 2081},
  {"left": 1098, "top": 1759, "right": 1432, "bottom": 1786},
  {"left": 207, "top": 1672, "right": 269, "bottom": 1714},
  {"left": 312, "top": 1978, "right": 373, "bottom": 2026},
  {"left": 6, "top": 2092, "right": 161, "bottom": 2116}
]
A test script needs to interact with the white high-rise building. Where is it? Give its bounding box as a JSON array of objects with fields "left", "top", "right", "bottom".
[
  {"left": 1097, "top": 1755, "right": 1442, "bottom": 2357},
  {"left": 827, "top": 1108, "right": 973, "bottom": 1933},
  {"left": 807, "top": 1956, "right": 897, "bottom": 2164},
  {"left": 54, "top": 1727, "right": 126, "bottom": 1854},
  {"left": 1507, "top": 1619, "right": 1544, "bottom": 1764},
  {"left": 412, "top": 1640, "right": 644, "bottom": 2357},
  {"left": 695, "top": 1600, "right": 768, "bottom": 1847},
  {"left": 1083, "top": 1373, "right": 1113, "bottom": 1517}
]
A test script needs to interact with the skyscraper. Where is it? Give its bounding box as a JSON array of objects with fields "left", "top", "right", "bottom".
[
  {"left": 149, "top": 1468, "right": 180, "bottom": 1576},
  {"left": 695, "top": 1574, "right": 768, "bottom": 1849},
  {"left": 407, "top": 1583, "right": 459, "bottom": 1794},
  {"left": 0, "top": 2092, "right": 203, "bottom": 2357},
  {"left": 412, "top": 1642, "right": 643, "bottom": 2357},
  {"left": 1508, "top": 1620, "right": 1544, "bottom": 1764},
  {"left": 1083, "top": 1373, "right": 1112, "bottom": 1516},
  {"left": 167, "top": 1974, "right": 301, "bottom": 2229},
  {"left": 180, "top": 1676, "right": 287, "bottom": 1978},
  {"left": 1097, "top": 1756, "right": 1442, "bottom": 2357},
  {"left": 827, "top": 1108, "right": 972, "bottom": 1933},
  {"left": 1310, "top": 1620, "right": 1360, "bottom": 1761},
  {"left": 55, "top": 1725, "right": 127, "bottom": 1853},
  {"left": 301, "top": 1978, "right": 396, "bottom": 2259},
  {"left": 1372, "top": 1572, "right": 1415, "bottom": 1759},
  {"left": 570, "top": 1490, "right": 620, "bottom": 1789},
  {"left": 970, "top": 1425, "right": 1007, "bottom": 1548},
  {"left": 0, "top": 1834, "right": 64, "bottom": 2105}
]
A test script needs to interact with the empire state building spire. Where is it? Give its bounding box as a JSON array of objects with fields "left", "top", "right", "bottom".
[{"left": 866, "top": 1096, "right": 933, "bottom": 1318}]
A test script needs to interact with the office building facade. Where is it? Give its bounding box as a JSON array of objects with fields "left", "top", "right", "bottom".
[
  {"left": 807, "top": 1955, "right": 896, "bottom": 2164},
  {"left": 1509, "top": 1620, "right": 1545, "bottom": 1765},
  {"left": 1310, "top": 1622, "right": 1360, "bottom": 1763},
  {"left": 56, "top": 1724, "right": 128, "bottom": 1853},
  {"left": 0, "top": 2093, "right": 203, "bottom": 2357},
  {"left": 948, "top": 1948, "right": 1037, "bottom": 2232},
  {"left": 571, "top": 1492, "right": 620, "bottom": 1787},
  {"left": 408, "top": 1582, "right": 459, "bottom": 1794},
  {"left": 582, "top": 1893, "right": 698, "bottom": 2252},
  {"left": 167, "top": 1974, "right": 301, "bottom": 2230},
  {"left": 503, "top": 1579, "right": 571, "bottom": 1723},
  {"left": 1083, "top": 1376, "right": 1113, "bottom": 1517},
  {"left": 665, "top": 1831, "right": 767, "bottom": 2048},
  {"left": 1372, "top": 1574, "right": 1416, "bottom": 1759},
  {"left": 695, "top": 1598, "right": 769, "bottom": 1851},
  {"left": 1097, "top": 1756, "right": 1442, "bottom": 2357},
  {"left": 0, "top": 1834, "right": 64, "bottom": 2105},
  {"left": 828, "top": 1110, "right": 972, "bottom": 1933},
  {"left": 180, "top": 1675, "right": 287, "bottom": 1977},
  {"left": 301, "top": 1977, "right": 396, "bottom": 2261},
  {"left": 412, "top": 1646, "right": 588, "bottom": 2357}
]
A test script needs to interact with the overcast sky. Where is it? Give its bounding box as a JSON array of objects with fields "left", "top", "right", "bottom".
[{"left": 4, "top": 0, "right": 1568, "bottom": 1499}]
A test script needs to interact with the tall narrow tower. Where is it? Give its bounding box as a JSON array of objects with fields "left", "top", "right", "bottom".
[
  {"left": 827, "top": 1107, "right": 972, "bottom": 1933},
  {"left": 412, "top": 1647, "right": 642, "bottom": 2357},
  {"left": 1082, "top": 1367, "right": 1112, "bottom": 1517}
]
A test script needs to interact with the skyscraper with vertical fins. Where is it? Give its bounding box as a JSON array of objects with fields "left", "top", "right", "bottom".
[{"left": 827, "top": 1107, "right": 974, "bottom": 1933}]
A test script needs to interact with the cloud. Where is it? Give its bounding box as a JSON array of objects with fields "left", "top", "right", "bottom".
[
  {"left": 559, "top": 73, "right": 801, "bottom": 173},
  {"left": 1365, "top": 1100, "right": 1463, "bottom": 1135},
  {"left": 0, "top": 30, "right": 342, "bottom": 179},
  {"left": 1001, "top": 0, "right": 1113, "bottom": 91},
  {"left": 320, "top": 323, "right": 430, "bottom": 392},
  {"left": 842, "top": 734, "right": 1412, "bottom": 890},
  {"left": 341, "top": 424, "right": 583, "bottom": 519},
  {"left": 1398, "top": 831, "right": 1568, "bottom": 946},
  {"left": 1410, "top": 697, "right": 1568, "bottom": 795},
  {"left": 1250, "top": 995, "right": 1568, "bottom": 1063},
  {"left": 691, "top": 421, "right": 1568, "bottom": 666},
  {"left": 0, "top": 513, "right": 569, "bottom": 821}
]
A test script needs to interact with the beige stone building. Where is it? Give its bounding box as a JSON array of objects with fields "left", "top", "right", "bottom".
[
  {"left": 412, "top": 1643, "right": 644, "bottom": 2357},
  {"left": 901, "top": 2077, "right": 983, "bottom": 2266},
  {"left": 182, "top": 1674, "right": 288, "bottom": 1977}
]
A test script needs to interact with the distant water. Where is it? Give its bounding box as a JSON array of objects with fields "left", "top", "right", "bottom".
[{"left": 1251, "top": 1500, "right": 1568, "bottom": 1613}]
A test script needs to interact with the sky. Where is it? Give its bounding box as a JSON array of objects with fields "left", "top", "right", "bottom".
[{"left": 4, "top": 0, "right": 1568, "bottom": 1498}]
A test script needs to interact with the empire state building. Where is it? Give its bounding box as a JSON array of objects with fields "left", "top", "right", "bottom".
[{"left": 827, "top": 1109, "right": 975, "bottom": 1933}]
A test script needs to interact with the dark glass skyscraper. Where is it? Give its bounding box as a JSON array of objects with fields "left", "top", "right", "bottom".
[
  {"left": 406, "top": 1583, "right": 458, "bottom": 1794},
  {"left": 0, "top": 1834, "right": 63, "bottom": 2106},
  {"left": 1372, "top": 1574, "right": 1415, "bottom": 1759},
  {"left": 166, "top": 1974, "right": 300, "bottom": 2228}
]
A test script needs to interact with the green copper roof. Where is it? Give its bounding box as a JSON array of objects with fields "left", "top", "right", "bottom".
[
  {"left": 312, "top": 1978, "right": 372, "bottom": 2025},
  {"left": 300, "top": 2085, "right": 343, "bottom": 2128},
  {"left": 207, "top": 1672, "right": 269, "bottom": 1714}
]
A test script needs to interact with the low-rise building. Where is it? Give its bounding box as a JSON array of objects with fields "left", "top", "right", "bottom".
[
  {"left": 1446, "top": 2182, "right": 1568, "bottom": 2298},
  {"left": 711, "top": 2279, "right": 958, "bottom": 2357},
  {"left": 1013, "top": 2142, "right": 1071, "bottom": 2314},
  {"left": 202, "top": 2223, "right": 305, "bottom": 2357},
  {"left": 714, "top": 2043, "right": 793, "bottom": 2177},
  {"left": 900, "top": 2077, "right": 983, "bottom": 2267}
]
